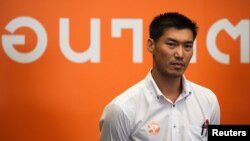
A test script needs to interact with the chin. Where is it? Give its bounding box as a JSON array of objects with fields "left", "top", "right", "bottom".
[
  {"left": 161, "top": 70, "right": 183, "bottom": 78},
  {"left": 156, "top": 66, "right": 184, "bottom": 78},
  {"left": 172, "top": 73, "right": 183, "bottom": 78}
]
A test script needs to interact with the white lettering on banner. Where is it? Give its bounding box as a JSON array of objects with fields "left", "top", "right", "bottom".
[
  {"left": 207, "top": 19, "right": 250, "bottom": 64},
  {"left": 112, "top": 19, "right": 143, "bottom": 63},
  {"left": 60, "top": 18, "right": 101, "bottom": 63},
  {"left": 2, "top": 16, "right": 47, "bottom": 63},
  {"left": 1, "top": 16, "right": 250, "bottom": 64}
]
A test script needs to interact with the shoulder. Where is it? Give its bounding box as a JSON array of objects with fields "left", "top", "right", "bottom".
[
  {"left": 188, "top": 80, "right": 218, "bottom": 105},
  {"left": 101, "top": 79, "right": 146, "bottom": 121},
  {"left": 99, "top": 79, "right": 147, "bottom": 134},
  {"left": 110, "top": 79, "right": 146, "bottom": 108}
]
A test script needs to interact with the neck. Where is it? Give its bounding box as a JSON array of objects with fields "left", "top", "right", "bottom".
[{"left": 151, "top": 68, "right": 182, "bottom": 103}]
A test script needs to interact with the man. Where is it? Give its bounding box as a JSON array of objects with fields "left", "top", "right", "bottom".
[{"left": 99, "top": 12, "right": 220, "bottom": 141}]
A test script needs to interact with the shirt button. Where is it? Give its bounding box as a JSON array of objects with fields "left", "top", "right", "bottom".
[
  {"left": 173, "top": 104, "right": 175, "bottom": 107},
  {"left": 173, "top": 124, "right": 176, "bottom": 128}
]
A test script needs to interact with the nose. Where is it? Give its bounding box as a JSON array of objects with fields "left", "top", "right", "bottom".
[{"left": 174, "top": 46, "right": 184, "bottom": 59}]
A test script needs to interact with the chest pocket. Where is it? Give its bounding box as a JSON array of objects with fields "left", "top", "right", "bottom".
[{"left": 188, "top": 125, "right": 207, "bottom": 141}]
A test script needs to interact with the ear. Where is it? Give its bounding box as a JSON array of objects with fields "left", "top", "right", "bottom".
[{"left": 147, "top": 38, "right": 155, "bottom": 53}]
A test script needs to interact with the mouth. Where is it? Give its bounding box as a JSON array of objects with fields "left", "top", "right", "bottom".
[{"left": 170, "top": 62, "right": 185, "bottom": 69}]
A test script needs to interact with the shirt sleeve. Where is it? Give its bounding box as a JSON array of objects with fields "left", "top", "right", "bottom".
[{"left": 99, "top": 103, "right": 131, "bottom": 141}]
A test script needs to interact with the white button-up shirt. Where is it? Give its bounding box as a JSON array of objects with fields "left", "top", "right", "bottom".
[{"left": 99, "top": 71, "right": 220, "bottom": 141}]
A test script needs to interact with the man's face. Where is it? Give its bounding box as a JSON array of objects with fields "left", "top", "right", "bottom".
[{"left": 148, "top": 27, "right": 194, "bottom": 78}]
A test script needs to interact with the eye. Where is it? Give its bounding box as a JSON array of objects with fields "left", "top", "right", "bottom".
[
  {"left": 166, "top": 42, "right": 177, "bottom": 48},
  {"left": 183, "top": 44, "right": 193, "bottom": 50}
]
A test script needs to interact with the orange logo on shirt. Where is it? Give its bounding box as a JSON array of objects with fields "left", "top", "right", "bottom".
[{"left": 148, "top": 122, "right": 160, "bottom": 135}]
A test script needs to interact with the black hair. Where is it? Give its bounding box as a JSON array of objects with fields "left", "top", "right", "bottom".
[{"left": 149, "top": 12, "right": 198, "bottom": 41}]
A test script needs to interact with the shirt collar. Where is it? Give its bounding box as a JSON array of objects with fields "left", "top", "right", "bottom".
[{"left": 145, "top": 70, "right": 193, "bottom": 100}]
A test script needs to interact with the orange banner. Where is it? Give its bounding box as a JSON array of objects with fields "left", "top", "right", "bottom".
[{"left": 0, "top": 0, "right": 249, "bottom": 141}]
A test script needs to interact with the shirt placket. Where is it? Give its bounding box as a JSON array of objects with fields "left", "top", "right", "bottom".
[{"left": 171, "top": 103, "right": 180, "bottom": 141}]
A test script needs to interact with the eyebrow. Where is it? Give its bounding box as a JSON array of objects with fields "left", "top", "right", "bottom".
[{"left": 166, "top": 37, "right": 194, "bottom": 44}]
